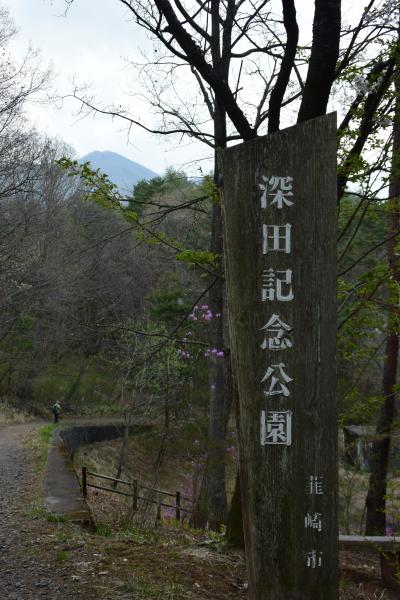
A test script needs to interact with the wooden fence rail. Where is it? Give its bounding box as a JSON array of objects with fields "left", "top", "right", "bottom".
[
  {"left": 81, "top": 468, "right": 400, "bottom": 589},
  {"left": 81, "top": 466, "right": 191, "bottom": 521}
]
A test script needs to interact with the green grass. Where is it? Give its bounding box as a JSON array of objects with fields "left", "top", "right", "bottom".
[
  {"left": 55, "top": 549, "right": 70, "bottom": 561},
  {"left": 46, "top": 512, "right": 68, "bottom": 523},
  {"left": 95, "top": 523, "right": 113, "bottom": 537},
  {"left": 121, "top": 573, "right": 184, "bottom": 599},
  {"left": 39, "top": 424, "right": 57, "bottom": 444},
  {"left": 29, "top": 424, "right": 57, "bottom": 471},
  {"left": 27, "top": 505, "right": 69, "bottom": 523},
  {"left": 121, "top": 523, "right": 155, "bottom": 545},
  {"left": 54, "top": 530, "right": 74, "bottom": 543}
]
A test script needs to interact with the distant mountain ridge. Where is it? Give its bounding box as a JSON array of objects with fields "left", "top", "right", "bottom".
[{"left": 79, "top": 151, "right": 159, "bottom": 194}]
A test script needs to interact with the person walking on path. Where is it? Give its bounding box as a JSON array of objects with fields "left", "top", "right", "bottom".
[{"left": 52, "top": 401, "right": 61, "bottom": 424}]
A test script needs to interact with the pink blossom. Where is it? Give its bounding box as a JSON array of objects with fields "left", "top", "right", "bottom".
[{"left": 216, "top": 351, "right": 224, "bottom": 358}]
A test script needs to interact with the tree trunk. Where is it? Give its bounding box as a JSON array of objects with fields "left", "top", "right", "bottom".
[
  {"left": 225, "top": 471, "right": 244, "bottom": 548},
  {"left": 194, "top": 9, "right": 232, "bottom": 528},
  {"left": 194, "top": 159, "right": 229, "bottom": 529},
  {"left": 225, "top": 370, "right": 244, "bottom": 547},
  {"left": 297, "top": 0, "right": 340, "bottom": 122},
  {"left": 365, "top": 51, "right": 400, "bottom": 535},
  {"left": 62, "top": 362, "right": 87, "bottom": 409},
  {"left": 114, "top": 412, "right": 132, "bottom": 487},
  {"left": 16, "top": 312, "right": 43, "bottom": 409}
]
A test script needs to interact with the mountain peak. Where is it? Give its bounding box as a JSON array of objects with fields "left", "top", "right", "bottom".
[{"left": 79, "top": 151, "right": 159, "bottom": 193}]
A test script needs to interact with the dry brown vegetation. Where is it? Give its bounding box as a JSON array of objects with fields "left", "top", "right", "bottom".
[{"left": 67, "top": 434, "right": 400, "bottom": 598}]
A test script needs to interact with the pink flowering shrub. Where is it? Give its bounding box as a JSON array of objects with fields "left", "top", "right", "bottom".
[
  {"left": 204, "top": 348, "right": 224, "bottom": 358},
  {"left": 188, "top": 304, "right": 221, "bottom": 322},
  {"left": 178, "top": 304, "right": 225, "bottom": 362}
]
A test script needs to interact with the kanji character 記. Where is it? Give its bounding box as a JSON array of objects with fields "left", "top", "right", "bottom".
[
  {"left": 306, "top": 475, "right": 324, "bottom": 495},
  {"left": 306, "top": 550, "right": 323, "bottom": 568},
  {"left": 260, "top": 314, "right": 293, "bottom": 351},
  {"left": 261, "top": 362, "right": 293, "bottom": 397},
  {"left": 261, "top": 268, "right": 294, "bottom": 302},
  {"left": 304, "top": 512, "right": 322, "bottom": 532},
  {"left": 260, "top": 410, "right": 292, "bottom": 446},
  {"left": 259, "top": 175, "right": 294, "bottom": 209},
  {"left": 262, "top": 224, "right": 291, "bottom": 255}
]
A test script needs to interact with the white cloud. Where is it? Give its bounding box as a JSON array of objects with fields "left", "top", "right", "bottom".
[{"left": 7, "top": 0, "right": 210, "bottom": 175}]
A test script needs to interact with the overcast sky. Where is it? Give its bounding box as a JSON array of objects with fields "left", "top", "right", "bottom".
[
  {"left": 9, "top": 0, "right": 211, "bottom": 175},
  {"left": 8, "top": 1, "right": 360, "bottom": 176}
]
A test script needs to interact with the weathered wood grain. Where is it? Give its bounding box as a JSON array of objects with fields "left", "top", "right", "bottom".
[{"left": 221, "top": 114, "right": 338, "bottom": 599}]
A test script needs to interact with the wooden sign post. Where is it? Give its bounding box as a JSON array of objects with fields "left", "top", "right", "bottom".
[{"left": 221, "top": 114, "right": 338, "bottom": 599}]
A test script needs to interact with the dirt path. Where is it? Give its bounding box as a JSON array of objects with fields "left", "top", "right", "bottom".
[{"left": 0, "top": 422, "right": 93, "bottom": 600}]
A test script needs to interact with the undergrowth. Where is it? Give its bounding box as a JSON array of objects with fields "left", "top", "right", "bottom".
[
  {"left": 0, "top": 399, "right": 33, "bottom": 424},
  {"left": 29, "top": 423, "right": 57, "bottom": 471},
  {"left": 27, "top": 505, "right": 69, "bottom": 523},
  {"left": 120, "top": 573, "right": 184, "bottom": 599}
]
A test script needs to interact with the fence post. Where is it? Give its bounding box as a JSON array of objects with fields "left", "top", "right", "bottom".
[
  {"left": 156, "top": 499, "right": 161, "bottom": 523},
  {"left": 175, "top": 491, "right": 181, "bottom": 521},
  {"left": 132, "top": 479, "right": 138, "bottom": 512},
  {"left": 82, "top": 466, "right": 87, "bottom": 498}
]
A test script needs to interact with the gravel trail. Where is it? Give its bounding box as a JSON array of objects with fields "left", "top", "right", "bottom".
[{"left": 0, "top": 423, "right": 90, "bottom": 600}]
